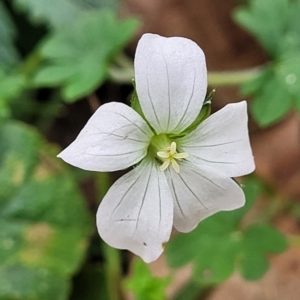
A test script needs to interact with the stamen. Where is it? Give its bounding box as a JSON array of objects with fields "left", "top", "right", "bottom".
[
  {"left": 170, "top": 142, "right": 176, "bottom": 154},
  {"left": 157, "top": 151, "right": 169, "bottom": 159},
  {"left": 156, "top": 141, "right": 188, "bottom": 173},
  {"left": 173, "top": 153, "right": 189, "bottom": 159},
  {"left": 171, "top": 159, "right": 180, "bottom": 173},
  {"left": 160, "top": 160, "right": 170, "bottom": 171}
]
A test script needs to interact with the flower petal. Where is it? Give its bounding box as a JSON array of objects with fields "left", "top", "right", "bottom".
[
  {"left": 167, "top": 162, "right": 245, "bottom": 233},
  {"left": 135, "top": 33, "right": 207, "bottom": 134},
  {"left": 58, "top": 102, "right": 153, "bottom": 172},
  {"left": 96, "top": 160, "right": 173, "bottom": 263},
  {"left": 178, "top": 101, "right": 255, "bottom": 177}
]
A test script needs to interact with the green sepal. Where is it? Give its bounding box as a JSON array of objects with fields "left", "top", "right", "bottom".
[
  {"left": 172, "top": 89, "right": 214, "bottom": 138},
  {"left": 131, "top": 86, "right": 214, "bottom": 138},
  {"left": 205, "top": 88, "right": 216, "bottom": 104},
  {"left": 130, "top": 79, "right": 145, "bottom": 119}
]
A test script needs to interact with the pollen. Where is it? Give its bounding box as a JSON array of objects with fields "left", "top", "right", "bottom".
[{"left": 157, "top": 142, "right": 188, "bottom": 173}]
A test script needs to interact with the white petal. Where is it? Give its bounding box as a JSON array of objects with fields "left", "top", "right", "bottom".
[
  {"left": 178, "top": 101, "right": 255, "bottom": 177},
  {"left": 135, "top": 33, "right": 207, "bottom": 134},
  {"left": 58, "top": 102, "right": 153, "bottom": 172},
  {"left": 167, "top": 162, "right": 245, "bottom": 233},
  {"left": 96, "top": 160, "right": 173, "bottom": 263}
]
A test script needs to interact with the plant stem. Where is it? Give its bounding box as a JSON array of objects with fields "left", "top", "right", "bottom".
[
  {"left": 109, "top": 54, "right": 262, "bottom": 86},
  {"left": 102, "top": 243, "right": 123, "bottom": 300},
  {"left": 96, "top": 172, "right": 112, "bottom": 202},
  {"left": 208, "top": 67, "right": 261, "bottom": 86},
  {"left": 108, "top": 66, "right": 134, "bottom": 84},
  {"left": 96, "top": 172, "right": 123, "bottom": 300}
]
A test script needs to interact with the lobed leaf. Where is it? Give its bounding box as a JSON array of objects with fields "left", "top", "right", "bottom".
[
  {"left": 33, "top": 11, "right": 138, "bottom": 101},
  {"left": 166, "top": 178, "right": 287, "bottom": 283},
  {"left": 235, "top": 0, "right": 300, "bottom": 127},
  {"left": 0, "top": 121, "right": 93, "bottom": 300},
  {"left": 233, "top": 0, "right": 289, "bottom": 57}
]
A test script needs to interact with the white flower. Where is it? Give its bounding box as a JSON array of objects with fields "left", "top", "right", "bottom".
[{"left": 58, "top": 33, "right": 255, "bottom": 263}]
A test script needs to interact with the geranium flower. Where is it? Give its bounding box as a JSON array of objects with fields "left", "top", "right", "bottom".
[{"left": 58, "top": 33, "right": 255, "bottom": 263}]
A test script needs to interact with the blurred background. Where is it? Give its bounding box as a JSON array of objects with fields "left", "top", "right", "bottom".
[{"left": 1, "top": 0, "right": 300, "bottom": 299}]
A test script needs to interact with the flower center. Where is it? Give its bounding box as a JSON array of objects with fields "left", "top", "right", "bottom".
[{"left": 157, "top": 142, "right": 188, "bottom": 173}]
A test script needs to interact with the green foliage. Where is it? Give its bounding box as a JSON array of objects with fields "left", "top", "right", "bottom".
[
  {"left": 72, "top": 0, "right": 118, "bottom": 11},
  {"left": 0, "top": 265, "right": 69, "bottom": 300},
  {"left": 235, "top": 0, "right": 300, "bottom": 126},
  {"left": 234, "top": 0, "right": 289, "bottom": 57},
  {"left": 0, "top": 71, "right": 26, "bottom": 118},
  {"left": 241, "top": 224, "right": 287, "bottom": 280},
  {"left": 166, "top": 178, "right": 288, "bottom": 284},
  {"left": 242, "top": 66, "right": 294, "bottom": 126},
  {"left": 12, "top": 0, "right": 118, "bottom": 29},
  {"left": 0, "top": 121, "right": 93, "bottom": 300},
  {"left": 124, "top": 259, "right": 171, "bottom": 300},
  {"left": 173, "top": 281, "right": 205, "bottom": 300},
  {"left": 33, "top": 10, "right": 138, "bottom": 101},
  {"left": 12, "top": 0, "right": 86, "bottom": 29},
  {"left": 0, "top": 3, "right": 19, "bottom": 68},
  {"left": 179, "top": 90, "right": 212, "bottom": 136}
]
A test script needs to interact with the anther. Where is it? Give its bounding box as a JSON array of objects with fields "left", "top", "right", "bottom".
[{"left": 157, "top": 142, "right": 188, "bottom": 173}]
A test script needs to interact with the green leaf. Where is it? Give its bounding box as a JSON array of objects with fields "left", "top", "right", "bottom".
[
  {"left": 0, "top": 2, "right": 19, "bottom": 68},
  {"left": 243, "top": 224, "right": 288, "bottom": 254},
  {"left": 166, "top": 178, "right": 287, "bottom": 283},
  {"left": 0, "top": 71, "right": 26, "bottom": 118},
  {"left": 220, "top": 178, "right": 262, "bottom": 225},
  {"left": 166, "top": 228, "right": 211, "bottom": 269},
  {"left": 233, "top": 0, "right": 289, "bottom": 57},
  {"left": 240, "top": 251, "right": 269, "bottom": 281},
  {"left": 0, "top": 264, "right": 69, "bottom": 300},
  {"left": 287, "top": 1, "right": 300, "bottom": 38},
  {"left": 192, "top": 233, "right": 241, "bottom": 285},
  {"left": 241, "top": 68, "right": 271, "bottom": 95},
  {"left": 173, "top": 281, "right": 204, "bottom": 300},
  {"left": 235, "top": 1, "right": 300, "bottom": 126},
  {"left": 72, "top": 0, "right": 118, "bottom": 11},
  {"left": 240, "top": 224, "right": 288, "bottom": 280},
  {"left": 277, "top": 52, "right": 300, "bottom": 97},
  {"left": 250, "top": 69, "right": 294, "bottom": 127},
  {"left": 0, "top": 121, "right": 93, "bottom": 300},
  {"left": 242, "top": 61, "right": 300, "bottom": 127},
  {"left": 124, "top": 260, "right": 170, "bottom": 300},
  {"left": 166, "top": 178, "right": 261, "bottom": 270},
  {"left": 33, "top": 11, "right": 138, "bottom": 101},
  {"left": 12, "top": 0, "right": 119, "bottom": 29},
  {"left": 12, "top": 0, "right": 83, "bottom": 29},
  {"left": 0, "top": 122, "right": 41, "bottom": 204}
]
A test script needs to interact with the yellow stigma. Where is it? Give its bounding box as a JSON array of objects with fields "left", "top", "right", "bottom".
[{"left": 157, "top": 142, "right": 188, "bottom": 173}]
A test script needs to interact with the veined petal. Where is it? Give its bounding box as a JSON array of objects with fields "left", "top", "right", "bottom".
[
  {"left": 135, "top": 33, "right": 207, "bottom": 134},
  {"left": 167, "top": 162, "right": 245, "bottom": 233},
  {"left": 178, "top": 101, "right": 255, "bottom": 177},
  {"left": 58, "top": 102, "right": 153, "bottom": 172},
  {"left": 97, "top": 160, "right": 173, "bottom": 263}
]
